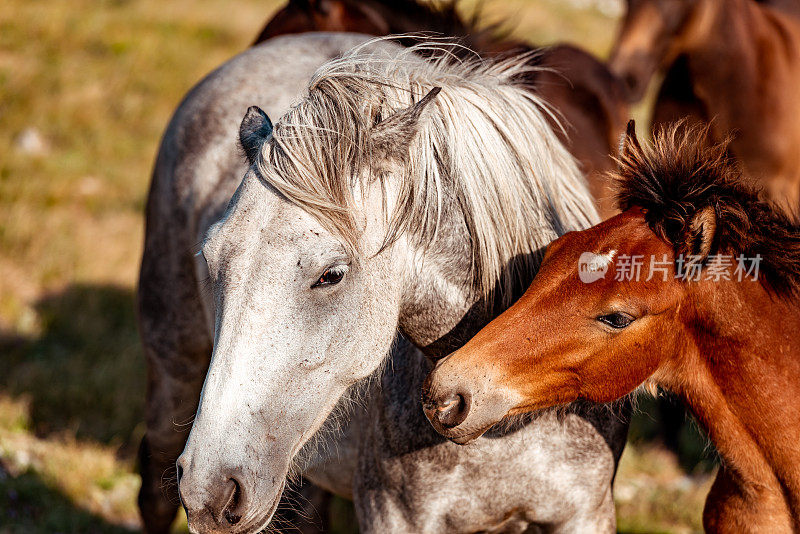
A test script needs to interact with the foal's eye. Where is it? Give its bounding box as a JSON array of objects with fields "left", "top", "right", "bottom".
[
  {"left": 597, "top": 312, "right": 634, "bottom": 329},
  {"left": 311, "top": 265, "right": 349, "bottom": 288}
]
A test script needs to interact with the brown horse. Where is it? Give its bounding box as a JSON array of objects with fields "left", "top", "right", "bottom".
[
  {"left": 253, "top": 0, "right": 484, "bottom": 45},
  {"left": 422, "top": 123, "right": 800, "bottom": 532},
  {"left": 609, "top": 0, "right": 800, "bottom": 210},
  {"left": 254, "top": 0, "right": 629, "bottom": 216}
]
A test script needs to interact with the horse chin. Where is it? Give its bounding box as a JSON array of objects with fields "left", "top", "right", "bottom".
[
  {"left": 442, "top": 422, "right": 496, "bottom": 445},
  {"left": 249, "top": 481, "right": 286, "bottom": 534},
  {"left": 447, "top": 430, "right": 486, "bottom": 445}
]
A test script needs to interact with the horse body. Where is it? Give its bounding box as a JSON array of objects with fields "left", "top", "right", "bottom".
[
  {"left": 610, "top": 0, "right": 800, "bottom": 208},
  {"left": 140, "top": 33, "right": 628, "bottom": 534},
  {"left": 527, "top": 44, "right": 628, "bottom": 216},
  {"left": 423, "top": 125, "right": 800, "bottom": 531}
]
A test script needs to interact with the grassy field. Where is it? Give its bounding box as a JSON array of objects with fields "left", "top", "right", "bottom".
[{"left": 0, "top": 1, "right": 713, "bottom": 532}]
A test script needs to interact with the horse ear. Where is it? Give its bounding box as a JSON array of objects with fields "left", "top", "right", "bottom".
[
  {"left": 618, "top": 119, "right": 641, "bottom": 160},
  {"left": 372, "top": 87, "right": 441, "bottom": 161},
  {"left": 678, "top": 205, "right": 717, "bottom": 263},
  {"left": 239, "top": 106, "right": 273, "bottom": 165}
]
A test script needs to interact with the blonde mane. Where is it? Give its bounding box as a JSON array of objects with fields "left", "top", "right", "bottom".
[{"left": 257, "top": 40, "right": 598, "bottom": 304}]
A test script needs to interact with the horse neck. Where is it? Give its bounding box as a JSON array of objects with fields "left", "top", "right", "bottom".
[
  {"left": 660, "top": 278, "right": 800, "bottom": 517},
  {"left": 397, "top": 196, "right": 541, "bottom": 360},
  {"left": 682, "top": 0, "right": 778, "bottom": 96},
  {"left": 395, "top": 77, "right": 593, "bottom": 358}
]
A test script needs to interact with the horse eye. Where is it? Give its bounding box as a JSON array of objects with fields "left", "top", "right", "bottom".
[
  {"left": 312, "top": 265, "right": 348, "bottom": 288},
  {"left": 597, "top": 312, "right": 634, "bottom": 329}
]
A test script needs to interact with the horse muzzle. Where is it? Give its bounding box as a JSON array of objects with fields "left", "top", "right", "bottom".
[
  {"left": 421, "top": 356, "right": 516, "bottom": 444},
  {"left": 176, "top": 452, "right": 283, "bottom": 534}
]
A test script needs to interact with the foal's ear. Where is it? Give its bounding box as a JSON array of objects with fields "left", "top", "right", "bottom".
[
  {"left": 372, "top": 87, "right": 441, "bottom": 161},
  {"left": 677, "top": 205, "right": 717, "bottom": 263},
  {"left": 618, "top": 119, "right": 642, "bottom": 160},
  {"left": 239, "top": 106, "right": 273, "bottom": 165}
]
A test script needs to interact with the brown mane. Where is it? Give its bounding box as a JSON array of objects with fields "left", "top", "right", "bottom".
[{"left": 614, "top": 122, "right": 800, "bottom": 295}]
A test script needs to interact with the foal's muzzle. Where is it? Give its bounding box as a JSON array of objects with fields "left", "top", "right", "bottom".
[
  {"left": 421, "top": 372, "right": 485, "bottom": 443},
  {"left": 421, "top": 358, "right": 514, "bottom": 445}
]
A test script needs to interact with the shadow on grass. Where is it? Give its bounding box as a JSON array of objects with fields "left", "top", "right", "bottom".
[
  {"left": 0, "top": 461, "right": 135, "bottom": 534},
  {"left": 0, "top": 284, "right": 144, "bottom": 452},
  {"left": 629, "top": 393, "right": 718, "bottom": 474}
]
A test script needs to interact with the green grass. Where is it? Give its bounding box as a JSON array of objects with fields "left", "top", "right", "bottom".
[
  {"left": 0, "top": 469, "right": 133, "bottom": 534},
  {"left": 0, "top": 0, "right": 710, "bottom": 532}
]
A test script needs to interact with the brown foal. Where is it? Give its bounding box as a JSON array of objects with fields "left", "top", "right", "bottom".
[
  {"left": 610, "top": 0, "right": 800, "bottom": 209},
  {"left": 423, "top": 123, "right": 800, "bottom": 532}
]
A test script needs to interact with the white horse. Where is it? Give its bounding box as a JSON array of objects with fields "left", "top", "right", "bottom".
[{"left": 141, "top": 33, "right": 628, "bottom": 534}]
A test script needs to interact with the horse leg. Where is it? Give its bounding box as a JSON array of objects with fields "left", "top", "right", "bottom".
[
  {"left": 137, "top": 233, "right": 213, "bottom": 534},
  {"left": 703, "top": 468, "right": 792, "bottom": 533},
  {"left": 651, "top": 56, "right": 707, "bottom": 133},
  {"left": 138, "top": 353, "right": 209, "bottom": 534}
]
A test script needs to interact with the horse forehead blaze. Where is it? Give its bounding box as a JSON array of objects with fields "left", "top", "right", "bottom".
[{"left": 543, "top": 209, "right": 661, "bottom": 273}]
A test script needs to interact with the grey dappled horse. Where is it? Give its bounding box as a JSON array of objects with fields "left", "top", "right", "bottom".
[{"left": 138, "top": 33, "right": 629, "bottom": 533}]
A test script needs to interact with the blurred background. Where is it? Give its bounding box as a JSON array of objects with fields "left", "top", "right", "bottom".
[{"left": 0, "top": 1, "right": 715, "bottom": 532}]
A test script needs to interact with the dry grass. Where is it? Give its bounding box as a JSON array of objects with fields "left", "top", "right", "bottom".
[
  {"left": 0, "top": 396, "right": 140, "bottom": 531},
  {"left": 616, "top": 445, "right": 713, "bottom": 534},
  {"left": 0, "top": 0, "right": 709, "bottom": 532}
]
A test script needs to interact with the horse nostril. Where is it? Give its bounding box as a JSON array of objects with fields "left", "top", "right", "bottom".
[
  {"left": 436, "top": 392, "right": 471, "bottom": 429},
  {"left": 623, "top": 73, "right": 640, "bottom": 96},
  {"left": 176, "top": 464, "right": 183, "bottom": 485},
  {"left": 222, "top": 478, "right": 243, "bottom": 525}
]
